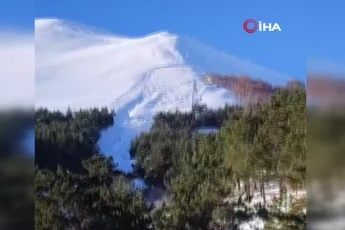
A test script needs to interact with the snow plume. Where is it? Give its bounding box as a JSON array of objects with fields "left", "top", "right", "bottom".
[{"left": 35, "top": 18, "right": 291, "bottom": 115}]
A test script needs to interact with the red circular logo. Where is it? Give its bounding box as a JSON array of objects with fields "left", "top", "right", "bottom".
[{"left": 243, "top": 19, "right": 258, "bottom": 34}]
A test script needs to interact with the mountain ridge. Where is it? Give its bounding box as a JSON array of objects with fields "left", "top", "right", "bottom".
[{"left": 35, "top": 18, "right": 291, "bottom": 114}]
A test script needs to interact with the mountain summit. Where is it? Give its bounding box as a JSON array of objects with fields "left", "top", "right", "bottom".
[{"left": 35, "top": 18, "right": 290, "bottom": 120}]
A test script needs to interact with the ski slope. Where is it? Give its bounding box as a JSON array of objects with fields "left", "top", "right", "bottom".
[{"left": 35, "top": 18, "right": 291, "bottom": 172}]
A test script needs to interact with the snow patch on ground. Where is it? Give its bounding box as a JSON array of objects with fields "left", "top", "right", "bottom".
[
  {"left": 227, "top": 180, "right": 306, "bottom": 210},
  {"left": 197, "top": 127, "right": 220, "bottom": 134},
  {"left": 238, "top": 217, "right": 265, "bottom": 230},
  {"left": 225, "top": 180, "right": 306, "bottom": 230}
]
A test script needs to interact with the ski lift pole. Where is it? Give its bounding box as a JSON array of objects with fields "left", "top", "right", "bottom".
[
  {"left": 191, "top": 77, "right": 196, "bottom": 112},
  {"left": 191, "top": 77, "right": 198, "bottom": 127}
]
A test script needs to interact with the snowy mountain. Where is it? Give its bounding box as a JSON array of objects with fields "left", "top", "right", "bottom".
[
  {"left": 35, "top": 19, "right": 290, "bottom": 114},
  {"left": 35, "top": 18, "right": 291, "bottom": 171}
]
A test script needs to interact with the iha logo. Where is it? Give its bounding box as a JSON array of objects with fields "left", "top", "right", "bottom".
[{"left": 243, "top": 19, "right": 281, "bottom": 33}]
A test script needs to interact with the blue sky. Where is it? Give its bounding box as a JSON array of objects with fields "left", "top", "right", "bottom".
[
  {"left": 35, "top": 0, "right": 306, "bottom": 81},
  {"left": 306, "top": 1, "right": 345, "bottom": 76},
  {"left": 2, "top": 0, "right": 344, "bottom": 80},
  {"left": 36, "top": 0, "right": 305, "bottom": 81},
  {"left": 0, "top": 0, "right": 33, "bottom": 30},
  {"left": 307, "top": 1, "right": 345, "bottom": 61}
]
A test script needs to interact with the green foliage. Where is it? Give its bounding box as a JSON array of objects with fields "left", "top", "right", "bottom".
[
  {"left": 132, "top": 88, "right": 306, "bottom": 229},
  {"left": 153, "top": 135, "right": 232, "bottom": 230},
  {"left": 36, "top": 156, "right": 150, "bottom": 230},
  {"left": 221, "top": 88, "right": 306, "bottom": 196},
  {"left": 130, "top": 105, "right": 242, "bottom": 187},
  {"left": 35, "top": 108, "right": 151, "bottom": 230},
  {"left": 130, "top": 126, "right": 191, "bottom": 186},
  {"left": 222, "top": 111, "right": 261, "bottom": 182},
  {"left": 263, "top": 88, "right": 306, "bottom": 189},
  {"left": 35, "top": 107, "right": 115, "bottom": 171},
  {"left": 35, "top": 86, "right": 306, "bottom": 230}
]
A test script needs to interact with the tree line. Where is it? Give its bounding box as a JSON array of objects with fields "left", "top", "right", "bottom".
[
  {"left": 131, "top": 87, "right": 306, "bottom": 229},
  {"left": 35, "top": 107, "right": 153, "bottom": 230},
  {"left": 35, "top": 86, "right": 306, "bottom": 229}
]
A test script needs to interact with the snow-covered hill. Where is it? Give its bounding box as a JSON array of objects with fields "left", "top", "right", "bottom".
[
  {"left": 35, "top": 18, "right": 290, "bottom": 113},
  {"left": 35, "top": 18, "right": 291, "bottom": 171}
]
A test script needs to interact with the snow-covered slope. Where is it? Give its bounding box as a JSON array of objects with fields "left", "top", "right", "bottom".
[
  {"left": 35, "top": 18, "right": 290, "bottom": 114},
  {"left": 35, "top": 18, "right": 291, "bottom": 171}
]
